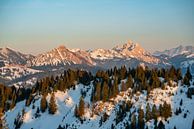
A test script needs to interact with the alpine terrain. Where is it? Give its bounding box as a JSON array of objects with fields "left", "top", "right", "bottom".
[{"left": 0, "top": 41, "right": 194, "bottom": 129}]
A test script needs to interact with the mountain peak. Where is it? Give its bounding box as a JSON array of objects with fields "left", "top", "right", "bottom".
[
  {"left": 57, "top": 45, "right": 67, "bottom": 50},
  {"left": 127, "top": 39, "right": 133, "bottom": 45},
  {"left": 1, "top": 47, "right": 15, "bottom": 53},
  {"left": 113, "top": 40, "right": 140, "bottom": 52},
  {"left": 153, "top": 45, "right": 194, "bottom": 57}
]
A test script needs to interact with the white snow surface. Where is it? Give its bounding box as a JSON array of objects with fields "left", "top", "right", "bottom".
[
  {"left": 0, "top": 65, "right": 41, "bottom": 80},
  {"left": 4, "top": 80, "right": 194, "bottom": 129}
]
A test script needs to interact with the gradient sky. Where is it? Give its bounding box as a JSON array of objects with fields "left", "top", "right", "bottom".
[{"left": 0, "top": 0, "right": 194, "bottom": 55}]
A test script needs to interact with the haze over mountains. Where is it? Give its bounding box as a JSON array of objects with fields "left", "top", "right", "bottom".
[{"left": 1, "top": 40, "right": 193, "bottom": 71}]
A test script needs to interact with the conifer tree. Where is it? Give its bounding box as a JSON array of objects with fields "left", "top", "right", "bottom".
[
  {"left": 120, "top": 66, "right": 127, "bottom": 80},
  {"left": 138, "top": 108, "right": 145, "bottom": 129},
  {"left": 113, "top": 77, "right": 119, "bottom": 97},
  {"left": 183, "top": 67, "right": 192, "bottom": 86},
  {"left": 74, "top": 105, "right": 79, "bottom": 117},
  {"left": 40, "top": 94, "right": 47, "bottom": 113},
  {"left": 152, "top": 104, "right": 158, "bottom": 120},
  {"left": 161, "top": 102, "right": 172, "bottom": 119},
  {"left": 49, "top": 93, "right": 57, "bottom": 114},
  {"left": 186, "top": 67, "right": 192, "bottom": 81},
  {"left": 131, "top": 114, "right": 136, "bottom": 129},
  {"left": 183, "top": 75, "right": 190, "bottom": 86},
  {"left": 158, "top": 120, "right": 165, "bottom": 129},
  {"left": 176, "top": 68, "right": 182, "bottom": 80},
  {"left": 35, "top": 107, "right": 40, "bottom": 118},
  {"left": 191, "top": 119, "right": 194, "bottom": 129},
  {"left": 126, "top": 74, "right": 133, "bottom": 89},
  {"left": 94, "top": 82, "right": 101, "bottom": 101},
  {"left": 121, "top": 81, "right": 126, "bottom": 92},
  {"left": 102, "top": 82, "right": 109, "bottom": 102},
  {"left": 25, "top": 94, "right": 33, "bottom": 107},
  {"left": 78, "top": 96, "right": 85, "bottom": 117},
  {"left": 180, "top": 99, "right": 183, "bottom": 106},
  {"left": 146, "top": 103, "right": 152, "bottom": 121}
]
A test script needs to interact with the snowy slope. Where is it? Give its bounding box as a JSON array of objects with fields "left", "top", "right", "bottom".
[
  {"left": 90, "top": 40, "right": 160, "bottom": 64},
  {"left": 0, "top": 47, "right": 34, "bottom": 66},
  {"left": 28, "top": 45, "right": 95, "bottom": 67},
  {"left": 153, "top": 45, "right": 194, "bottom": 57},
  {"left": 0, "top": 65, "right": 41, "bottom": 81},
  {"left": 4, "top": 80, "right": 194, "bottom": 129}
]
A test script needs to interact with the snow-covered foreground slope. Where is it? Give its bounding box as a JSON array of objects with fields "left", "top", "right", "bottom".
[{"left": 4, "top": 80, "right": 194, "bottom": 129}]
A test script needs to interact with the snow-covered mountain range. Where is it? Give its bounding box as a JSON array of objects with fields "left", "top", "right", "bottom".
[
  {"left": 0, "top": 47, "right": 34, "bottom": 66},
  {"left": 0, "top": 40, "right": 193, "bottom": 86},
  {"left": 153, "top": 45, "right": 194, "bottom": 74},
  {"left": 1, "top": 41, "right": 194, "bottom": 129},
  {"left": 153, "top": 45, "right": 194, "bottom": 57},
  {"left": 0, "top": 40, "right": 167, "bottom": 68},
  {"left": 28, "top": 45, "right": 94, "bottom": 67}
]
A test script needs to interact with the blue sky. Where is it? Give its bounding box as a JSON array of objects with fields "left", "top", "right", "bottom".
[{"left": 0, "top": 0, "right": 194, "bottom": 55}]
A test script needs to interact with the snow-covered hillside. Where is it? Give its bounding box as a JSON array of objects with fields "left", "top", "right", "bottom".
[
  {"left": 0, "top": 47, "right": 34, "bottom": 66},
  {"left": 0, "top": 65, "right": 41, "bottom": 81},
  {"left": 4, "top": 80, "right": 194, "bottom": 129},
  {"left": 153, "top": 45, "right": 194, "bottom": 57}
]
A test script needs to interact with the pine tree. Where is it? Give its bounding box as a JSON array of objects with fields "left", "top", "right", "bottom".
[
  {"left": 102, "top": 82, "right": 109, "bottom": 102},
  {"left": 0, "top": 108, "right": 8, "bottom": 129},
  {"left": 176, "top": 68, "right": 182, "bottom": 80},
  {"left": 161, "top": 102, "right": 172, "bottom": 119},
  {"left": 138, "top": 108, "right": 145, "bottom": 129},
  {"left": 186, "top": 67, "right": 192, "bottom": 81},
  {"left": 102, "top": 112, "right": 109, "bottom": 122},
  {"left": 49, "top": 93, "right": 57, "bottom": 114},
  {"left": 25, "top": 94, "right": 33, "bottom": 107},
  {"left": 94, "top": 82, "right": 101, "bottom": 101},
  {"left": 152, "top": 104, "right": 158, "bottom": 120},
  {"left": 74, "top": 105, "right": 79, "bottom": 117},
  {"left": 146, "top": 103, "right": 152, "bottom": 121},
  {"left": 183, "top": 67, "right": 192, "bottom": 86},
  {"left": 125, "top": 122, "right": 130, "bottom": 129},
  {"left": 131, "top": 114, "right": 136, "bottom": 129},
  {"left": 14, "top": 109, "right": 25, "bottom": 129},
  {"left": 157, "top": 120, "right": 165, "bottom": 129},
  {"left": 154, "top": 119, "right": 158, "bottom": 129},
  {"left": 113, "top": 77, "right": 119, "bottom": 97},
  {"left": 191, "top": 119, "right": 194, "bottom": 129},
  {"left": 180, "top": 99, "right": 183, "bottom": 106},
  {"left": 126, "top": 74, "right": 133, "bottom": 89},
  {"left": 57, "top": 125, "right": 65, "bottom": 129},
  {"left": 35, "top": 107, "right": 40, "bottom": 118},
  {"left": 40, "top": 94, "right": 47, "bottom": 113},
  {"left": 121, "top": 81, "right": 126, "bottom": 92},
  {"left": 111, "top": 124, "right": 115, "bottom": 129},
  {"left": 78, "top": 96, "right": 85, "bottom": 117},
  {"left": 99, "top": 116, "right": 103, "bottom": 127},
  {"left": 183, "top": 75, "right": 190, "bottom": 86}
]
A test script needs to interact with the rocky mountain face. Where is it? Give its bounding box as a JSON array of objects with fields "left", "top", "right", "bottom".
[
  {"left": 153, "top": 45, "right": 194, "bottom": 73},
  {"left": 89, "top": 40, "right": 164, "bottom": 68},
  {"left": 90, "top": 40, "right": 159, "bottom": 63},
  {"left": 28, "top": 45, "right": 95, "bottom": 67},
  {"left": 153, "top": 45, "right": 194, "bottom": 57},
  {"left": 0, "top": 47, "right": 34, "bottom": 66},
  {"left": 0, "top": 41, "right": 193, "bottom": 71}
]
